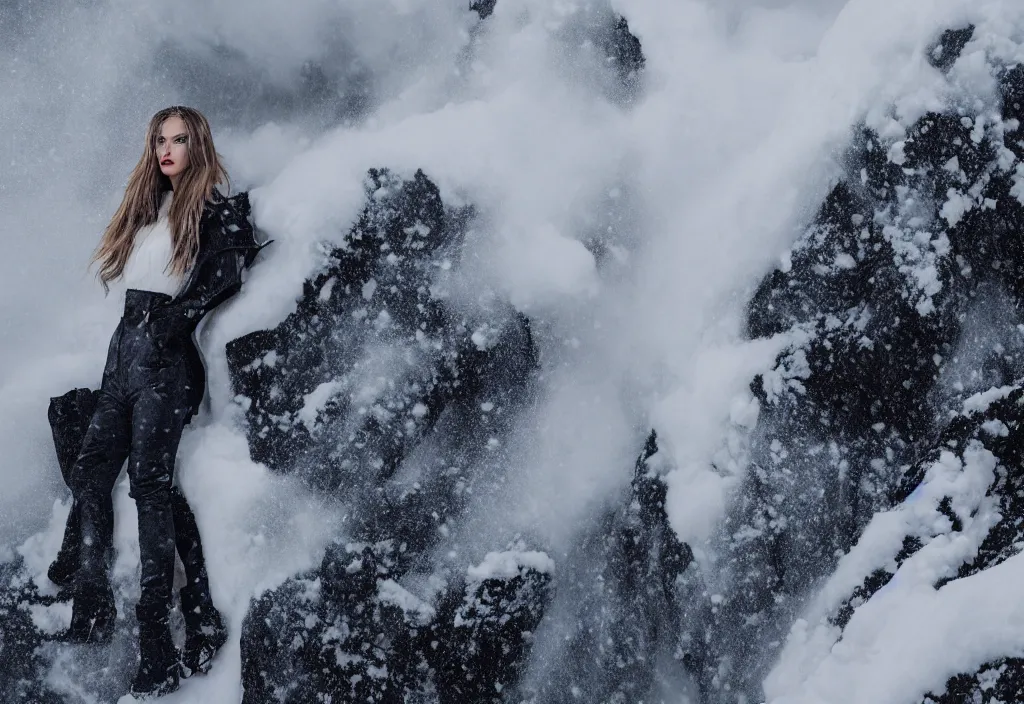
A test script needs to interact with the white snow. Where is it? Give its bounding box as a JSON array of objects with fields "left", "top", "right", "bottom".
[
  {"left": 963, "top": 384, "right": 1016, "bottom": 414},
  {"left": 297, "top": 380, "right": 344, "bottom": 432},
  {"left": 765, "top": 432, "right": 1006, "bottom": 704},
  {"left": 377, "top": 578, "right": 436, "bottom": 626},
  {"left": 466, "top": 549, "right": 555, "bottom": 583}
]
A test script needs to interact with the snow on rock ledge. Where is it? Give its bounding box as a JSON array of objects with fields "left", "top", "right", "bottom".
[{"left": 753, "top": 22, "right": 1024, "bottom": 704}]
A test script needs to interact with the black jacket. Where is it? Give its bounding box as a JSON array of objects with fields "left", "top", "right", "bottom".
[{"left": 147, "top": 189, "right": 272, "bottom": 418}]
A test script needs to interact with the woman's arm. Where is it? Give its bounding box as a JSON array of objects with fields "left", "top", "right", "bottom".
[
  {"left": 148, "top": 191, "right": 271, "bottom": 345},
  {"left": 148, "top": 248, "right": 249, "bottom": 345}
]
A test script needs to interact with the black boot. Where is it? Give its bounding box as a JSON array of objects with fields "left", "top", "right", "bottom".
[
  {"left": 130, "top": 609, "right": 181, "bottom": 698},
  {"left": 53, "top": 582, "right": 116, "bottom": 644},
  {"left": 47, "top": 387, "right": 100, "bottom": 588},
  {"left": 180, "top": 583, "right": 228, "bottom": 677},
  {"left": 47, "top": 502, "right": 81, "bottom": 587},
  {"left": 46, "top": 551, "right": 77, "bottom": 588}
]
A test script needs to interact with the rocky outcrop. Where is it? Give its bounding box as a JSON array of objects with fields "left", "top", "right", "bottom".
[
  {"left": 228, "top": 165, "right": 691, "bottom": 701},
  {"left": 240, "top": 541, "right": 554, "bottom": 703},
  {"left": 469, "top": 0, "right": 497, "bottom": 20},
  {"left": 0, "top": 560, "right": 62, "bottom": 704},
  {"left": 925, "top": 658, "right": 1024, "bottom": 703},
  {"left": 236, "top": 423, "right": 688, "bottom": 703},
  {"left": 726, "top": 24, "right": 1024, "bottom": 703},
  {"left": 227, "top": 168, "right": 535, "bottom": 493},
  {"left": 229, "top": 20, "right": 1024, "bottom": 703},
  {"left": 229, "top": 169, "right": 549, "bottom": 701},
  {"left": 523, "top": 431, "right": 693, "bottom": 703},
  {"left": 470, "top": 0, "right": 644, "bottom": 104}
]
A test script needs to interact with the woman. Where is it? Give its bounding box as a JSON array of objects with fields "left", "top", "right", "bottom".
[{"left": 64, "top": 105, "right": 269, "bottom": 697}]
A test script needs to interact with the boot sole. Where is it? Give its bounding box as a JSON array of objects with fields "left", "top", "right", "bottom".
[
  {"left": 129, "top": 679, "right": 180, "bottom": 699},
  {"left": 47, "top": 563, "right": 78, "bottom": 587},
  {"left": 182, "top": 629, "right": 229, "bottom": 678},
  {"left": 48, "top": 613, "right": 116, "bottom": 645},
  {"left": 130, "top": 666, "right": 182, "bottom": 699}
]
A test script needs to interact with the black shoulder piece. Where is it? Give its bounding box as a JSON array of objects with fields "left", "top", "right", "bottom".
[
  {"left": 219, "top": 190, "right": 273, "bottom": 266},
  {"left": 227, "top": 191, "right": 251, "bottom": 220},
  {"left": 207, "top": 190, "right": 255, "bottom": 250}
]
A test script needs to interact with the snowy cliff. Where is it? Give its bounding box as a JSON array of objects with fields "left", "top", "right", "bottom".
[{"left": 4, "top": 1, "right": 1024, "bottom": 702}]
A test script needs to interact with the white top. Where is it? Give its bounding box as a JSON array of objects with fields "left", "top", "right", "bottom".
[{"left": 119, "top": 190, "right": 182, "bottom": 300}]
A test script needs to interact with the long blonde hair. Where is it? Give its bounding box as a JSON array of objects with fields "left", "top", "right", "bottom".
[{"left": 92, "top": 106, "right": 229, "bottom": 291}]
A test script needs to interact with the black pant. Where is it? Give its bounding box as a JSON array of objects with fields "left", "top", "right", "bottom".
[
  {"left": 50, "top": 389, "right": 212, "bottom": 599},
  {"left": 70, "top": 290, "right": 199, "bottom": 624},
  {"left": 54, "top": 495, "right": 211, "bottom": 593}
]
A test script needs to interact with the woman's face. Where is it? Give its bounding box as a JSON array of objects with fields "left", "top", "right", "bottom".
[{"left": 156, "top": 115, "right": 190, "bottom": 184}]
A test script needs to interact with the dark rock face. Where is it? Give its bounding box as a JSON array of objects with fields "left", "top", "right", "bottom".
[
  {"left": 829, "top": 379, "right": 1024, "bottom": 629},
  {"left": 606, "top": 15, "right": 645, "bottom": 91},
  {"left": 228, "top": 25, "right": 1024, "bottom": 704},
  {"left": 428, "top": 551, "right": 553, "bottom": 703},
  {"left": 713, "top": 27, "right": 1024, "bottom": 703},
  {"left": 240, "top": 541, "right": 553, "bottom": 703},
  {"left": 0, "top": 560, "right": 62, "bottom": 704},
  {"left": 469, "top": 0, "right": 645, "bottom": 105},
  {"left": 227, "top": 168, "right": 535, "bottom": 495},
  {"left": 925, "top": 658, "right": 1024, "bottom": 703},
  {"left": 228, "top": 168, "right": 692, "bottom": 702},
  {"left": 469, "top": 0, "right": 497, "bottom": 20},
  {"left": 235, "top": 422, "right": 689, "bottom": 703},
  {"left": 905, "top": 383, "right": 1024, "bottom": 703},
  {"left": 564, "top": 9, "right": 646, "bottom": 105},
  {"left": 223, "top": 166, "right": 687, "bottom": 701},
  {"left": 0, "top": 556, "right": 157, "bottom": 702},
  {"left": 519, "top": 431, "right": 693, "bottom": 703},
  {"left": 230, "top": 169, "right": 553, "bottom": 701},
  {"left": 927, "top": 25, "right": 975, "bottom": 73}
]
